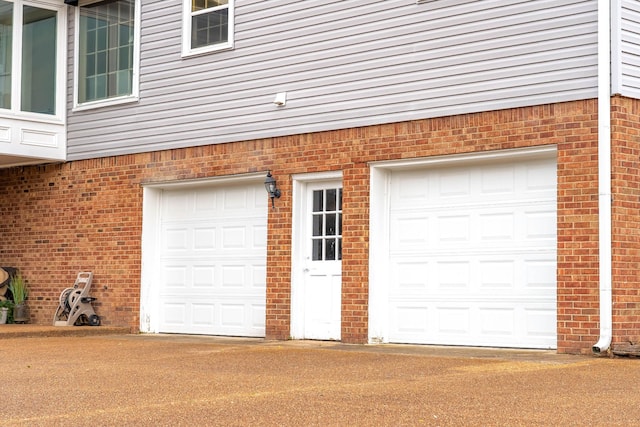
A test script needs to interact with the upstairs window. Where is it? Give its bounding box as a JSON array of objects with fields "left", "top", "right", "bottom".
[
  {"left": 182, "top": 0, "right": 234, "bottom": 56},
  {"left": 0, "top": 0, "right": 64, "bottom": 117},
  {"left": 75, "top": 0, "right": 139, "bottom": 109}
]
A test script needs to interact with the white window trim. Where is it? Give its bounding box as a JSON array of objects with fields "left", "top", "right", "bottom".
[
  {"left": 181, "top": 0, "right": 234, "bottom": 58},
  {"left": 72, "top": 0, "right": 141, "bottom": 111},
  {"left": 0, "top": 0, "right": 66, "bottom": 123}
]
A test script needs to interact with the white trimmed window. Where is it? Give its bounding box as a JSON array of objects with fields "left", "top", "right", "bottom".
[
  {"left": 0, "top": 0, "right": 66, "bottom": 118},
  {"left": 182, "top": 0, "right": 234, "bottom": 57},
  {"left": 74, "top": 0, "right": 140, "bottom": 109}
]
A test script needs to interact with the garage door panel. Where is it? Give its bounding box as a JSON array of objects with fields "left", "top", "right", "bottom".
[
  {"left": 437, "top": 307, "right": 471, "bottom": 335},
  {"left": 253, "top": 224, "right": 267, "bottom": 248},
  {"left": 221, "top": 264, "right": 246, "bottom": 287},
  {"left": 393, "top": 260, "right": 429, "bottom": 289},
  {"left": 222, "top": 226, "right": 247, "bottom": 249},
  {"left": 157, "top": 182, "right": 267, "bottom": 337},
  {"left": 525, "top": 209, "right": 556, "bottom": 240},
  {"left": 392, "top": 254, "right": 555, "bottom": 294},
  {"left": 193, "top": 227, "right": 216, "bottom": 250},
  {"left": 526, "top": 259, "right": 556, "bottom": 288},
  {"left": 159, "top": 298, "right": 266, "bottom": 336},
  {"left": 193, "top": 265, "right": 215, "bottom": 288},
  {"left": 438, "top": 215, "right": 470, "bottom": 242},
  {"left": 386, "top": 155, "right": 557, "bottom": 348},
  {"left": 393, "top": 174, "right": 430, "bottom": 203},
  {"left": 222, "top": 186, "right": 253, "bottom": 210},
  {"left": 163, "top": 265, "right": 188, "bottom": 288},
  {"left": 193, "top": 188, "right": 218, "bottom": 212},
  {"left": 162, "top": 302, "right": 187, "bottom": 326},
  {"left": 220, "top": 304, "right": 245, "bottom": 326},
  {"left": 479, "top": 212, "right": 515, "bottom": 240},
  {"left": 479, "top": 260, "right": 516, "bottom": 288},
  {"left": 252, "top": 304, "right": 266, "bottom": 328},
  {"left": 164, "top": 228, "right": 189, "bottom": 251},
  {"left": 394, "top": 306, "right": 429, "bottom": 335},
  {"left": 479, "top": 307, "right": 516, "bottom": 336},
  {"left": 402, "top": 164, "right": 553, "bottom": 206},
  {"left": 192, "top": 303, "right": 215, "bottom": 326},
  {"left": 439, "top": 169, "right": 471, "bottom": 197},
  {"left": 437, "top": 261, "right": 471, "bottom": 289},
  {"left": 391, "top": 300, "right": 556, "bottom": 347},
  {"left": 525, "top": 308, "right": 556, "bottom": 338},
  {"left": 163, "top": 192, "right": 190, "bottom": 218},
  {"left": 251, "top": 264, "right": 267, "bottom": 288},
  {"left": 394, "top": 217, "right": 429, "bottom": 248},
  {"left": 161, "top": 261, "right": 265, "bottom": 292},
  {"left": 480, "top": 164, "right": 516, "bottom": 194},
  {"left": 392, "top": 208, "right": 555, "bottom": 251},
  {"left": 525, "top": 158, "right": 557, "bottom": 190}
]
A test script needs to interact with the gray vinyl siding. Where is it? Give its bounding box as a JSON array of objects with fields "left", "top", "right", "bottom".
[
  {"left": 66, "top": 0, "right": 598, "bottom": 160},
  {"left": 616, "top": 0, "right": 640, "bottom": 97}
]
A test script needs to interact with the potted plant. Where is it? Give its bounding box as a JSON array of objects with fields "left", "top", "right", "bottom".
[
  {"left": 0, "top": 299, "right": 13, "bottom": 324},
  {"left": 8, "top": 271, "right": 28, "bottom": 323}
]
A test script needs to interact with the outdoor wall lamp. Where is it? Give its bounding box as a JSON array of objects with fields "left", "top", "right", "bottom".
[{"left": 264, "top": 171, "right": 281, "bottom": 209}]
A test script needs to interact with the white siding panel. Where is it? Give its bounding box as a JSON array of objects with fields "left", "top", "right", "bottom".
[
  {"left": 67, "top": 0, "right": 598, "bottom": 159},
  {"left": 618, "top": 0, "right": 640, "bottom": 97}
]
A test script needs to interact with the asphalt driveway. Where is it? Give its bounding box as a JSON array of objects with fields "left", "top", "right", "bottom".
[{"left": 1, "top": 334, "right": 638, "bottom": 426}]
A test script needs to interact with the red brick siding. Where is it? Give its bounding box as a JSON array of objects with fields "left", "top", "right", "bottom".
[
  {"left": 0, "top": 99, "right": 606, "bottom": 353},
  {"left": 611, "top": 96, "right": 640, "bottom": 348},
  {"left": 555, "top": 104, "right": 600, "bottom": 354}
]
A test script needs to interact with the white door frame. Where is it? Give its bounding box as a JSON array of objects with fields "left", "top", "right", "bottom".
[
  {"left": 368, "top": 146, "right": 558, "bottom": 344},
  {"left": 139, "top": 173, "right": 266, "bottom": 334},
  {"left": 290, "top": 170, "right": 343, "bottom": 339}
]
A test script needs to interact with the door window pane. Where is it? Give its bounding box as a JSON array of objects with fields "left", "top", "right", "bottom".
[
  {"left": 325, "top": 214, "right": 336, "bottom": 236},
  {"left": 310, "top": 187, "right": 342, "bottom": 262},
  {"left": 21, "top": 6, "right": 56, "bottom": 114},
  {"left": 312, "top": 214, "right": 323, "bottom": 237},
  {"left": 312, "top": 190, "right": 323, "bottom": 212},
  {"left": 326, "top": 189, "right": 337, "bottom": 211},
  {"left": 312, "top": 239, "right": 322, "bottom": 261},
  {"left": 0, "top": 1, "right": 12, "bottom": 110},
  {"left": 325, "top": 239, "right": 336, "bottom": 260}
]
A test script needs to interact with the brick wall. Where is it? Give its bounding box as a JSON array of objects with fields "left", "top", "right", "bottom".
[
  {"left": 611, "top": 96, "right": 640, "bottom": 348},
  {"left": 555, "top": 102, "right": 600, "bottom": 354},
  {"left": 0, "top": 99, "right": 605, "bottom": 353}
]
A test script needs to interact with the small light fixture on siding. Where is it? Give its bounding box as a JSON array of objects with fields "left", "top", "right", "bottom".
[
  {"left": 273, "top": 92, "right": 287, "bottom": 106},
  {"left": 264, "top": 171, "right": 281, "bottom": 209},
  {"left": 64, "top": 0, "right": 78, "bottom": 5}
]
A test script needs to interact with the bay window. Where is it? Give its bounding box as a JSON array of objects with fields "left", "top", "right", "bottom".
[{"left": 0, "top": 0, "right": 64, "bottom": 117}]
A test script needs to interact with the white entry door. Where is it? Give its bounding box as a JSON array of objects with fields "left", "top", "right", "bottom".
[{"left": 294, "top": 181, "right": 342, "bottom": 340}]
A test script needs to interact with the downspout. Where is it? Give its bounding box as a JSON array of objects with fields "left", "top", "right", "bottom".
[{"left": 592, "top": 0, "right": 612, "bottom": 354}]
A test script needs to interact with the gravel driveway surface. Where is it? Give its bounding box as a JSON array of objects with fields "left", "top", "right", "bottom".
[{"left": 1, "top": 334, "right": 638, "bottom": 426}]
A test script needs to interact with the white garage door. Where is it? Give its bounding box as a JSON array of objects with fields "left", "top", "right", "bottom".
[
  {"left": 387, "top": 155, "right": 557, "bottom": 348},
  {"left": 157, "top": 182, "right": 267, "bottom": 337}
]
